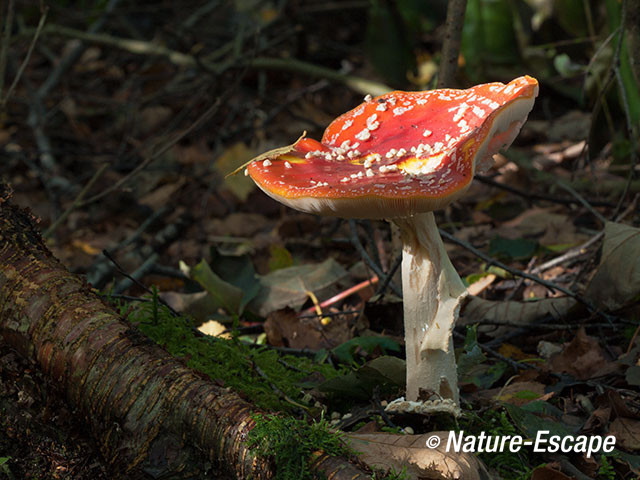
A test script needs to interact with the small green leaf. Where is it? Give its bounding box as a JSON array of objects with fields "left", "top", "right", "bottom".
[
  {"left": 489, "top": 236, "right": 538, "bottom": 260},
  {"left": 554, "top": 53, "right": 583, "bottom": 77},
  {"left": 505, "top": 401, "right": 578, "bottom": 439},
  {"left": 191, "top": 259, "right": 244, "bottom": 314},
  {"left": 209, "top": 249, "right": 261, "bottom": 312},
  {"left": 319, "top": 356, "right": 405, "bottom": 400},
  {"left": 249, "top": 259, "right": 348, "bottom": 316},
  {"left": 512, "top": 390, "right": 542, "bottom": 400},
  {"left": 332, "top": 337, "right": 401, "bottom": 364},
  {"left": 268, "top": 245, "right": 294, "bottom": 271}
]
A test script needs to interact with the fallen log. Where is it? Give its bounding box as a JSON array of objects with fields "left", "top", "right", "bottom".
[{"left": 0, "top": 186, "right": 370, "bottom": 479}]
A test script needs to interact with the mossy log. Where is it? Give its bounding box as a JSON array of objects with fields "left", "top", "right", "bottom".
[{"left": 0, "top": 188, "right": 370, "bottom": 479}]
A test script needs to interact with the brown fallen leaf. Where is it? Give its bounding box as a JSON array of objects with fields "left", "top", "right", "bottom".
[
  {"left": 582, "top": 407, "right": 611, "bottom": 434},
  {"left": 198, "top": 319, "right": 231, "bottom": 339},
  {"left": 206, "top": 212, "right": 270, "bottom": 238},
  {"left": 460, "top": 295, "right": 576, "bottom": 328},
  {"left": 160, "top": 290, "right": 219, "bottom": 323},
  {"left": 216, "top": 142, "right": 257, "bottom": 201},
  {"left": 476, "top": 380, "right": 546, "bottom": 406},
  {"left": 586, "top": 221, "right": 640, "bottom": 311},
  {"left": 138, "top": 177, "right": 186, "bottom": 209},
  {"left": 609, "top": 417, "right": 640, "bottom": 450},
  {"left": 139, "top": 105, "right": 173, "bottom": 135},
  {"left": 346, "top": 432, "right": 490, "bottom": 480},
  {"left": 496, "top": 207, "right": 587, "bottom": 246},
  {"left": 530, "top": 463, "right": 574, "bottom": 480},
  {"left": 249, "top": 258, "right": 348, "bottom": 316},
  {"left": 466, "top": 274, "right": 496, "bottom": 296},
  {"left": 264, "top": 308, "right": 352, "bottom": 350},
  {"left": 550, "top": 328, "right": 617, "bottom": 380}
]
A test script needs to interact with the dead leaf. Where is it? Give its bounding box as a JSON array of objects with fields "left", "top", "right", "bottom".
[
  {"left": 173, "top": 140, "right": 212, "bottom": 165},
  {"left": 550, "top": 328, "right": 616, "bottom": 380},
  {"left": 586, "top": 221, "right": 640, "bottom": 311},
  {"left": 537, "top": 341, "right": 563, "bottom": 359},
  {"left": 264, "top": 308, "right": 352, "bottom": 350},
  {"left": 467, "top": 274, "right": 496, "bottom": 296},
  {"left": 460, "top": 295, "right": 577, "bottom": 327},
  {"left": 496, "top": 207, "right": 587, "bottom": 246},
  {"left": 477, "top": 380, "right": 546, "bottom": 406},
  {"left": 530, "top": 464, "right": 573, "bottom": 480},
  {"left": 138, "top": 177, "right": 186, "bottom": 209},
  {"left": 346, "top": 432, "right": 490, "bottom": 480},
  {"left": 609, "top": 417, "right": 640, "bottom": 450},
  {"left": 206, "top": 212, "right": 270, "bottom": 238},
  {"left": 498, "top": 343, "right": 528, "bottom": 360},
  {"left": 71, "top": 239, "right": 101, "bottom": 256},
  {"left": 198, "top": 319, "right": 231, "bottom": 339},
  {"left": 139, "top": 105, "right": 173, "bottom": 135},
  {"left": 526, "top": 110, "right": 590, "bottom": 142},
  {"left": 160, "top": 290, "right": 220, "bottom": 323},
  {"left": 249, "top": 258, "right": 348, "bottom": 316},
  {"left": 215, "top": 142, "right": 257, "bottom": 201},
  {"left": 582, "top": 407, "right": 611, "bottom": 433},
  {"left": 595, "top": 389, "right": 639, "bottom": 420}
]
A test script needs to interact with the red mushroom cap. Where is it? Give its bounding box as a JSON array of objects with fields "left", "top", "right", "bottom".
[{"left": 247, "top": 76, "right": 539, "bottom": 219}]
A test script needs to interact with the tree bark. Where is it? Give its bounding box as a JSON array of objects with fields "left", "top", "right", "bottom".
[{"left": 0, "top": 187, "right": 370, "bottom": 480}]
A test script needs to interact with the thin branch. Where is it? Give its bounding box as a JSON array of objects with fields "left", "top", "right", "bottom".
[
  {"left": 0, "top": 5, "right": 48, "bottom": 111},
  {"left": 35, "top": 0, "right": 120, "bottom": 100},
  {"left": 375, "top": 253, "right": 402, "bottom": 297},
  {"left": 77, "top": 95, "right": 223, "bottom": 207},
  {"left": 348, "top": 220, "right": 402, "bottom": 297},
  {"left": 0, "top": 0, "right": 16, "bottom": 99},
  {"left": 101, "top": 250, "right": 181, "bottom": 319},
  {"left": 248, "top": 57, "right": 391, "bottom": 96},
  {"left": 437, "top": 0, "right": 467, "bottom": 88},
  {"left": 555, "top": 180, "right": 607, "bottom": 224},
  {"left": 475, "top": 174, "right": 616, "bottom": 208},
  {"left": 28, "top": 24, "right": 393, "bottom": 97},
  {"left": 25, "top": 0, "right": 121, "bottom": 173},
  {"left": 43, "top": 163, "right": 108, "bottom": 238},
  {"left": 613, "top": 61, "right": 639, "bottom": 216},
  {"left": 531, "top": 232, "right": 604, "bottom": 275},
  {"left": 452, "top": 331, "right": 544, "bottom": 373},
  {"left": 438, "top": 228, "right": 608, "bottom": 318}
]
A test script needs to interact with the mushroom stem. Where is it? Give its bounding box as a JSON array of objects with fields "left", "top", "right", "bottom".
[{"left": 391, "top": 212, "right": 467, "bottom": 415}]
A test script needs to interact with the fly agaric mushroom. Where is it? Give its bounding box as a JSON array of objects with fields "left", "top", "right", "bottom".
[{"left": 246, "top": 76, "right": 538, "bottom": 415}]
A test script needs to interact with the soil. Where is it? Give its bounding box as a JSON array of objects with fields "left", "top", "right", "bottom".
[{"left": 0, "top": 342, "right": 151, "bottom": 480}]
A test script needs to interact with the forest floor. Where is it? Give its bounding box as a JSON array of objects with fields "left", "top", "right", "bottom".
[{"left": 1, "top": 2, "right": 639, "bottom": 479}]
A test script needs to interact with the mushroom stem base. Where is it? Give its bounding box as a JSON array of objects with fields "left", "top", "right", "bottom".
[{"left": 390, "top": 212, "right": 467, "bottom": 415}]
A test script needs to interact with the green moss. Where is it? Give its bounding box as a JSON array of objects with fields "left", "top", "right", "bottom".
[
  {"left": 456, "top": 408, "right": 533, "bottom": 480},
  {"left": 119, "top": 298, "right": 342, "bottom": 412},
  {"left": 246, "top": 413, "right": 351, "bottom": 480}
]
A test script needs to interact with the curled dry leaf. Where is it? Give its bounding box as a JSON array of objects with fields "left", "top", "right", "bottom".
[
  {"left": 346, "top": 432, "right": 491, "bottom": 480},
  {"left": 476, "top": 380, "right": 547, "bottom": 406},
  {"left": 249, "top": 258, "right": 348, "bottom": 316},
  {"left": 550, "top": 327, "right": 617, "bottom": 380},
  {"left": 216, "top": 142, "right": 258, "bottom": 201},
  {"left": 264, "top": 308, "right": 353, "bottom": 350},
  {"left": 495, "top": 207, "right": 587, "bottom": 246},
  {"left": 529, "top": 464, "right": 574, "bottom": 480},
  {"left": 460, "top": 295, "right": 576, "bottom": 327},
  {"left": 609, "top": 417, "right": 640, "bottom": 450},
  {"left": 586, "top": 221, "right": 640, "bottom": 311}
]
